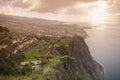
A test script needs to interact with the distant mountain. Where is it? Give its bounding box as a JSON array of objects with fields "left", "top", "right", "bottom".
[{"left": 0, "top": 14, "right": 86, "bottom": 37}]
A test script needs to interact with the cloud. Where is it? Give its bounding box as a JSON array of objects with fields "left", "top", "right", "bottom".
[
  {"left": 62, "top": 2, "right": 98, "bottom": 15},
  {"left": 0, "top": 6, "right": 15, "bottom": 15},
  {"left": 1, "top": 0, "right": 98, "bottom": 13},
  {"left": 107, "top": 0, "right": 120, "bottom": 14},
  {"left": 0, "top": 0, "right": 120, "bottom": 20},
  {"left": 31, "top": 0, "right": 97, "bottom": 13}
]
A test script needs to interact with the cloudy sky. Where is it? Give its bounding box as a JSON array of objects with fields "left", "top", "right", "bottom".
[{"left": 0, "top": 0, "right": 119, "bottom": 22}]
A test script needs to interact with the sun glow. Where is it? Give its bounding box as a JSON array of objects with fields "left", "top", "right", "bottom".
[
  {"left": 23, "top": 0, "right": 28, "bottom": 3},
  {"left": 90, "top": 1, "right": 108, "bottom": 23}
]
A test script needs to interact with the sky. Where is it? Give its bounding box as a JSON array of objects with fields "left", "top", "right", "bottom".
[{"left": 0, "top": 0, "right": 120, "bottom": 22}]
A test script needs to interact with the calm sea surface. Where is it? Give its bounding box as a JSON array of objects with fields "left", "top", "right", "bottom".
[{"left": 85, "top": 22, "right": 120, "bottom": 80}]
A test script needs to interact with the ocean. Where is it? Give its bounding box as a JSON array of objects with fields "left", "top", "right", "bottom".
[{"left": 85, "top": 22, "right": 120, "bottom": 80}]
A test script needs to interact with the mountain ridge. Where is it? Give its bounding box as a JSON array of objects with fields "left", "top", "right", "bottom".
[{"left": 0, "top": 14, "right": 87, "bottom": 37}]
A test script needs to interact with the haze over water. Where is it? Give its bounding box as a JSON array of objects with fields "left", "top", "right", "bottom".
[{"left": 85, "top": 22, "right": 120, "bottom": 80}]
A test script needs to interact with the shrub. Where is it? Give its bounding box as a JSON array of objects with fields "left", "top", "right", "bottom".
[{"left": 43, "top": 67, "right": 56, "bottom": 77}]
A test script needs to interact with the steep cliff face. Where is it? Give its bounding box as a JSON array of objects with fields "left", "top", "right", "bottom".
[{"left": 46, "top": 36, "right": 103, "bottom": 80}]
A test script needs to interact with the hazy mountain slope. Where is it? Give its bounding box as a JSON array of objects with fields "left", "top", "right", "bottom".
[{"left": 0, "top": 14, "right": 86, "bottom": 37}]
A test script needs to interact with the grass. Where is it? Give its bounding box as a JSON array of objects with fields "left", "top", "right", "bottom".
[
  {"left": 0, "top": 74, "right": 44, "bottom": 80},
  {"left": 39, "top": 55, "right": 60, "bottom": 68},
  {"left": 0, "top": 75, "right": 18, "bottom": 80},
  {"left": 77, "top": 72, "right": 90, "bottom": 80},
  {"left": 43, "top": 67, "right": 57, "bottom": 78},
  {"left": 25, "top": 43, "right": 46, "bottom": 61},
  {"left": 56, "top": 37, "right": 72, "bottom": 46},
  {"left": 29, "top": 71, "right": 44, "bottom": 80},
  {"left": 10, "top": 33, "right": 20, "bottom": 39},
  {"left": 47, "top": 57, "right": 60, "bottom": 67}
]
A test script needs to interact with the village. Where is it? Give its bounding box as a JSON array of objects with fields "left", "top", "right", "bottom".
[
  {"left": 0, "top": 28, "right": 42, "bottom": 69},
  {"left": 0, "top": 26, "right": 74, "bottom": 76}
]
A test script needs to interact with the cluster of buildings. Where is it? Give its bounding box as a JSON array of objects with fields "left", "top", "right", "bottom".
[{"left": 13, "top": 37, "right": 38, "bottom": 54}]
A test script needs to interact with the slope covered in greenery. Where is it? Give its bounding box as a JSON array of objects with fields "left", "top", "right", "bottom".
[{"left": 0, "top": 26, "right": 103, "bottom": 80}]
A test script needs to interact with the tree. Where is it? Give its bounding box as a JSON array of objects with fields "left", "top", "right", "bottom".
[{"left": 0, "top": 48, "right": 24, "bottom": 75}]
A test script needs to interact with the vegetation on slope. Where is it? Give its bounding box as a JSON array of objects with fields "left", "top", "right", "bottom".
[{"left": 0, "top": 26, "right": 103, "bottom": 80}]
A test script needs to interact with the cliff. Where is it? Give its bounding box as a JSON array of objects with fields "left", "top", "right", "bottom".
[
  {"left": 0, "top": 27, "right": 103, "bottom": 80},
  {"left": 55, "top": 36, "right": 103, "bottom": 80},
  {"left": 41, "top": 36, "right": 104, "bottom": 80}
]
